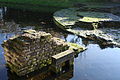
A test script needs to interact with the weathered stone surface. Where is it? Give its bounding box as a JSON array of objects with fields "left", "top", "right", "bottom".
[
  {"left": 67, "top": 28, "right": 120, "bottom": 47},
  {"left": 51, "top": 49, "right": 74, "bottom": 74},
  {"left": 2, "top": 29, "right": 85, "bottom": 76},
  {"left": 54, "top": 8, "right": 120, "bottom": 29},
  {"left": 54, "top": 8, "right": 120, "bottom": 47}
]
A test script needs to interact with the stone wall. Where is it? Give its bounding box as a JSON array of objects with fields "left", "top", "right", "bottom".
[{"left": 2, "top": 29, "right": 70, "bottom": 76}]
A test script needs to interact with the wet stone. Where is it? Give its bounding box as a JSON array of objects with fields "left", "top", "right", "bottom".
[
  {"left": 54, "top": 8, "right": 120, "bottom": 48},
  {"left": 2, "top": 29, "right": 85, "bottom": 76},
  {"left": 54, "top": 8, "right": 120, "bottom": 29},
  {"left": 67, "top": 28, "right": 120, "bottom": 47}
]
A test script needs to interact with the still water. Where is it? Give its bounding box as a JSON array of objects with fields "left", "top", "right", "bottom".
[{"left": 0, "top": 6, "right": 120, "bottom": 80}]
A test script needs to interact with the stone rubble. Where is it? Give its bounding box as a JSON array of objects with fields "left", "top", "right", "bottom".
[
  {"left": 2, "top": 29, "right": 85, "bottom": 76},
  {"left": 54, "top": 8, "right": 120, "bottom": 30},
  {"left": 67, "top": 28, "right": 120, "bottom": 47},
  {"left": 53, "top": 8, "right": 120, "bottom": 47}
]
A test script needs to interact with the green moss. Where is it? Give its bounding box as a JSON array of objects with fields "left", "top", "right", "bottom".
[{"left": 68, "top": 42, "right": 86, "bottom": 53}]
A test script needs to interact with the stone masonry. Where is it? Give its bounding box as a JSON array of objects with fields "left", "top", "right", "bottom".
[{"left": 2, "top": 29, "right": 85, "bottom": 76}]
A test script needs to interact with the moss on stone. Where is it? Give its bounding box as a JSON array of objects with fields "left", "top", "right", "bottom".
[
  {"left": 68, "top": 42, "right": 86, "bottom": 53},
  {"left": 2, "top": 29, "right": 86, "bottom": 76},
  {"left": 54, "top": 8, "right": 120, "bottom": 29}
]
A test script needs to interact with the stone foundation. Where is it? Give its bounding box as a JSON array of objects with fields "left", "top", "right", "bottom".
[{"left": 2, "top": 29, "right": 85, "bottom": 76}]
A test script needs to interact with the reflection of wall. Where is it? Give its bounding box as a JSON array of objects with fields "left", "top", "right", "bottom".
[
  {"left": 0, "top": 7, "right": 7, "bottom": 20},
  {"left": 7, "top": 65, "right": 73, "bottom": 80},
  {"left": 4, "top": 7, "right": 53, "bottom": 25},
  {"left": 0, "top": 9, "right": 3, "bottom": 19},
  {"left": 0, "top": 7, "right": 7, "bottom": 27}
]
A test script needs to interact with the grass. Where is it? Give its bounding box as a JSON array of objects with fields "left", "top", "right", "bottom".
[
  {"left": 0, "top": 0, "right": 73, "bottom": 7},
  {"left": 0, "top": 0, "right": 118, "bottom": 12},
  {"left": 0, "top": 0, "right": 114, "bottom": 8}
]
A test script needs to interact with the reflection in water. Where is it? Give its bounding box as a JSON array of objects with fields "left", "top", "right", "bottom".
[
  {"left": 72, "top": 44, "right": 120, "bottom": 80},
  {"left": 3, "top": 7, "right": 53, "bottom": 25},
  {"left": 0, "top": 33, "right": 14, "bottom": 80},
  {"left": 0, "top": 5, "right": 120, "bottom": 80},
  {"left": 0, "top": 6, "right": 74, "bottom": 80},
  {"left": 7, "top": 65, "right": 73, "bottom": 80},
  {"left": 0, "top": 7, "right": 6, "bottom": 20},
  {"left": 65, "top": 34, "right": 120, "bottom": 80}
]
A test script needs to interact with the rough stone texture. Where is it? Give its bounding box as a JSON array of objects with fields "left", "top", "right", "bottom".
[
  {"left": 2, "top": 29, "right": 85, "bottom": 76},
  {"left": 67, "top": 28, "right": 120, "bottom": 47},
  {"left": 54, "top": 8, "right": 120, "bottom": 47},
  {"left": 54, "top": 8, "right": 120, "bottom": 29},
  {"left": 51, "top": 50, "right": 74, "bottom": 74}
]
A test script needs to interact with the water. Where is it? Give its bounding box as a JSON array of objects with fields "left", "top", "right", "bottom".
[
  {"left": 0, "top": 6, "right": 120, "bottom": 80},
  {"left": 66, "top": 35, "right": 120, "bottom": 80},
  {"left": 72, "top": 44, "right": 120, "bottom": 80}
]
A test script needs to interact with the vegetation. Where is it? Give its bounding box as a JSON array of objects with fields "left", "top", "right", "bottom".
[
  {"left": 0, "top": 0, "right": 118, "bottom": 8},
  {"left": 0, "top": 0, "right": 119, "bottom": 12}
]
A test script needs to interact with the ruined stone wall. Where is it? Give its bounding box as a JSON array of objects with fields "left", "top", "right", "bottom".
[{"left": 2, "top": 30, "right": 69, "bottom": 76}]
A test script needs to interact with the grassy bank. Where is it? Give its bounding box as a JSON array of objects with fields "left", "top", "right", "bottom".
[
  {"left": 0, "top": 0, "right": 114, "bottom": 8},
  {"left": 0, "top": 0, "right": 73, "bottom": 12},
  {"left": 0, "top": 0, "right": 72, "bottom": 8},
  {"left": 0, "top": 0, "right": 118, "bottom": 12}
]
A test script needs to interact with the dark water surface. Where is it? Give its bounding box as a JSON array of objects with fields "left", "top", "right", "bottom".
[{"left": 0, "top": 6, "right": 120, "bottom": 80}]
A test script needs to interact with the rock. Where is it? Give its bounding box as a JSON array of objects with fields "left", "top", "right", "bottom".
[
  {"left": 54, "top": 8, "right": 120, "bottom": 30},
  {"left": 2, "top": 29, "right": 86, "bottom": 76},
  {"left": 68, "top": 42, "right": 86, "bottom": 53},
  {"left": 53, "top": 8, "right": 120, "bottom": 47},
  {"left": 67, "top": 28, "right": 120, "bottom": 47}
]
